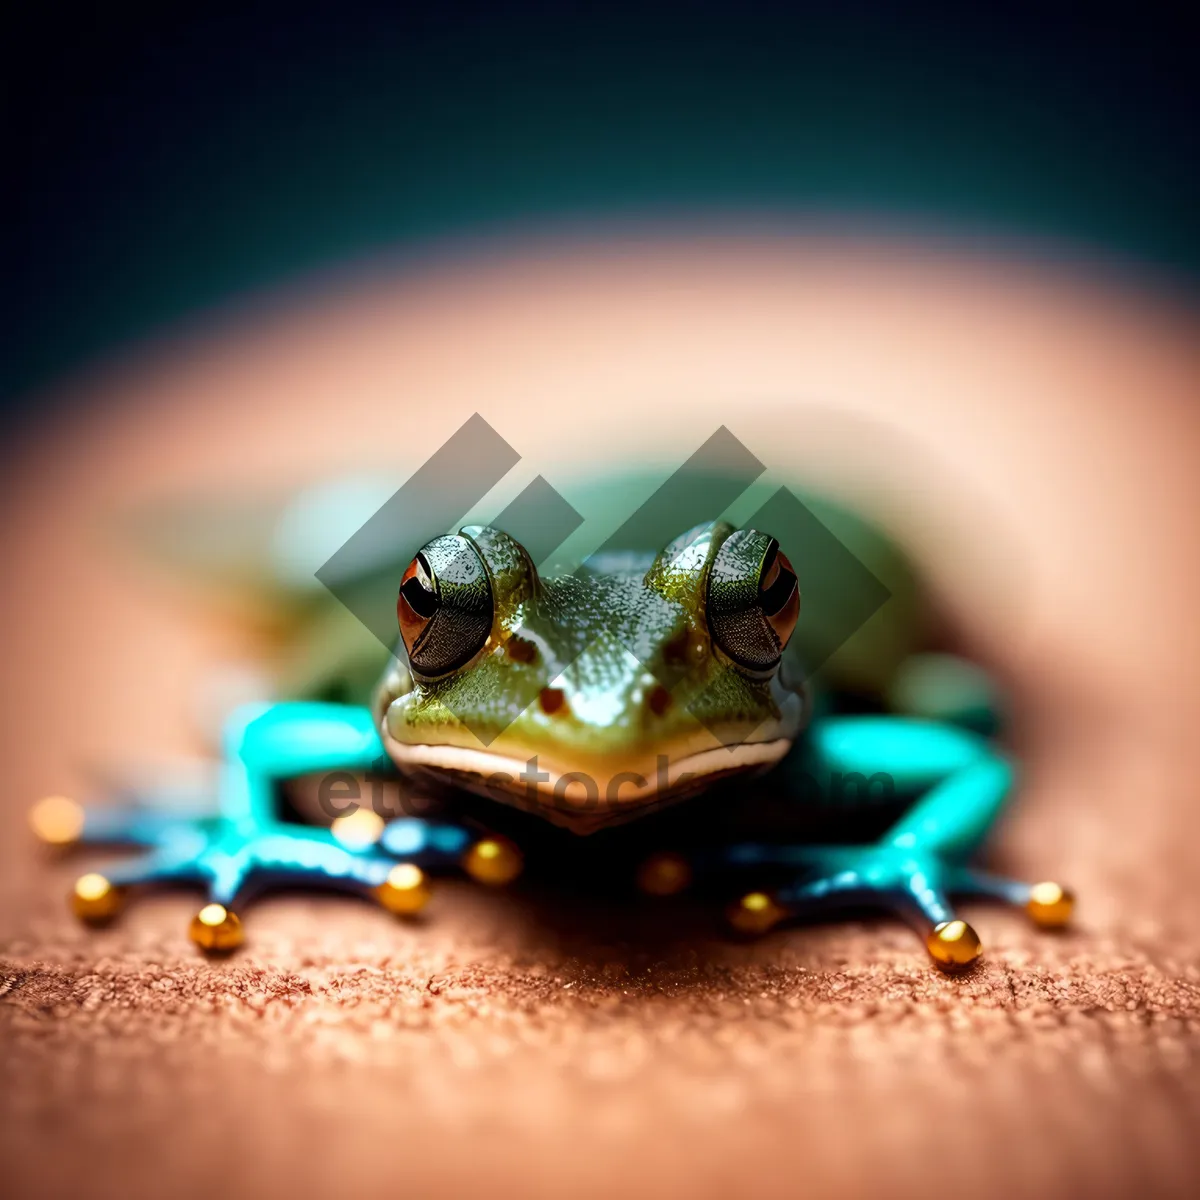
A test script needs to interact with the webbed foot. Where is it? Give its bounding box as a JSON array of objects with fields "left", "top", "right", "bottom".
[
  {"left": 714, "top": 843, "right": 1072, "bottom": 969},
  {"left": 29, "top": 703, "right": 530, "bottom": 951},
  {"left": 675, "top": 714, "right": 1075, "bottom": 970},
  {"left": 31, "top": 794, "right": 512, "bottom": 952}
]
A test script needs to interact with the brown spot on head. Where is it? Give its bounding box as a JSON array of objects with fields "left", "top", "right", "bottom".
[
  {"left": 505, "top": 635, "right": 538, "bottom": 664},
  {"left": 663, "top": 627, "right": 692, "bottom": 666},
  {"left": 647, "top": 684, "right": 673, "bottom": 716},
  {"left": 539, "top": 687, "right": 567, "bottom": 716}
]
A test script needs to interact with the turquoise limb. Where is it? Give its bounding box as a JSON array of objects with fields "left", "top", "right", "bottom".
[
  {"left": 102, "top": 845, "right": 207, "bottom": 888},
  {"left": 720, "top": 716, "right": 1048, "bottom": 961},
  {"left": 220, "top": 701, "right": 386, "bottom": 825},
  {"left": 949, "top": 867, "right": 1034, "bottom": 907},
  {"left": 66, "top": 702, "right": 473, "bottom": 935},
  {"left": 75, "top": 806, "right": 219, "bottom": 847}
]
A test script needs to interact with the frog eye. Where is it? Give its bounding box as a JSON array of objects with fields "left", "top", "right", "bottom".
[
  {"left": 397, "top": 535, "right": 493, "bottom": 676},
  {"left": 706, "top": 531, "right": 800, "bottom": 671}
]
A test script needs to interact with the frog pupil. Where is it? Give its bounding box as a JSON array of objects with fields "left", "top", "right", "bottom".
[
  {"left": 401, "top": 555, "right": 439, "bottom": 619},
  {"left": 760, "top": 563, "right": 797, "bottom": 617}
]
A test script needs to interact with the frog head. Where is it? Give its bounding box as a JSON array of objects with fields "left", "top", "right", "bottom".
[{"left": 376, "top": 521, "right": 807, "bottom": 831}]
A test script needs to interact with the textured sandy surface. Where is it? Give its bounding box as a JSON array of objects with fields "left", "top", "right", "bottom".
[{"left": 2, "top": 236, "right": 1199, "bottom": 1198}]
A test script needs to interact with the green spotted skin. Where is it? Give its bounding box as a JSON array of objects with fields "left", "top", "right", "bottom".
[{"left": 387, "top": 522, "right": 798, "bottom": 760}]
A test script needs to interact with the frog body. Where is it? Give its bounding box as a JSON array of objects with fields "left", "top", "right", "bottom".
[{"left": 36, "top": 474, "right": 1071, "bottom": 969}]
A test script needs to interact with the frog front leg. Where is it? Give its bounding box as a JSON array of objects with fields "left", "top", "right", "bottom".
[
  {"left": 701, "top": 717, "right": 1072, "bottom": 969},
  {"left": 29, "top": 702, "right": 516, "bottom": 951}
]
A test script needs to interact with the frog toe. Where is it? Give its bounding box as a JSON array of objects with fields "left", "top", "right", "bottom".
[
  {"left": 926, "top": 919, "right": 984, "bottom": 969},
  {"left": 375, "top": 863, "right": 432, "bottom": 915},
  {"left": 1026, "top": 880, "right": 1075, "bottom": 928},
  {"left": 726, "top": 890, "right": 787, "bottom": 934},
  {"left": 714, "top": 843, "right": 987, "bottom": 969},
  {"left": 951, "top": 868, "right": 1075, "bottom": 929},
  {"left": 67, "top": 845, "right": 205, "bottom": 926},
  {"left": 70, "top": 872, "right": 126, "bottom": 923},
  {"left": 189, "top": 902, "right": 245, "bottom": 952}
]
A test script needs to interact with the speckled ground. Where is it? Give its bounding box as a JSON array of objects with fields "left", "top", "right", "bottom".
[
  {"left": 5, "top": 887, "right": 1200, "bottom": 1198},
  {"left": 2, "top": 239, "right": 1199, "bottom": 1199}
]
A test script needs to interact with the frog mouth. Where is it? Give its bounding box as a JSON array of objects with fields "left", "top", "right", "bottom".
[{"left": 379, "top": 732, "right": 792, "bottom": 832}]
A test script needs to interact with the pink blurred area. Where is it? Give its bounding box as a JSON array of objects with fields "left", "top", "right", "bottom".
[
  {"left": 5, "top": 229, "right": 1198, "bottom": 758},
  {"left": 1, "top": 229, "right": 1198, "bottom": 1198}
]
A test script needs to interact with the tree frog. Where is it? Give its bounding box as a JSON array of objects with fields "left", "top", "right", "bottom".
[{"left": 31, "top": 494, "right": 1073, "bottom": 969}]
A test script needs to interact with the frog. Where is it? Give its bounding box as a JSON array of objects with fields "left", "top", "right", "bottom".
[{"left": 30, "top": 486, "right": 1073, "bottom": 970}]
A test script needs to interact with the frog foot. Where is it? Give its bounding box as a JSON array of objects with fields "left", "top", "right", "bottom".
[
  {"left": 32, "top": 797, "right": 500, "bottom": 952},
  {"left": 713, "top": 843, "right": 1072, "bottom": 970}
]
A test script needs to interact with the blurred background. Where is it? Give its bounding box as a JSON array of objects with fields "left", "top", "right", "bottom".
[
  {"left": 5, "top": 5, "right": 1196, "bottom": 413},
  {"left": 3, "top": 6, "right": 1199, "bottom": 1200}
]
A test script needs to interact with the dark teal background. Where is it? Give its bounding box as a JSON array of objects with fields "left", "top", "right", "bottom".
[{"left": 5, "top": 5, "right": 1196, "bottom": 413}]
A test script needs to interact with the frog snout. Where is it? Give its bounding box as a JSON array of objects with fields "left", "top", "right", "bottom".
[{"left": 535, "top": 678, "right": 674, "bottom": 725}]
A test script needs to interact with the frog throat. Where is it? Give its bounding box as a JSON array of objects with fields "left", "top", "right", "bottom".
[{"left": 380, "top": 727, "right": 794, "bottom": 833}]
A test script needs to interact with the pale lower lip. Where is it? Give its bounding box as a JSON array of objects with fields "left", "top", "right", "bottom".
[{"left": 381, "top": 731, "right": 792, "bottom": 806}]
